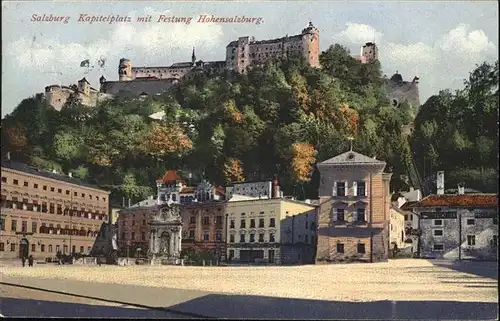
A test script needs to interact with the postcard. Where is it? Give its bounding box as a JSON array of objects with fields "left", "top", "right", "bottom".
[{"left": 1, "top": 1, "right": 498, "bottom": 319}]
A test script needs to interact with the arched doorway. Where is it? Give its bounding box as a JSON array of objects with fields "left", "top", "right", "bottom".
[{"left": 19, "top": 238, "right": 29, "bottom": 259}]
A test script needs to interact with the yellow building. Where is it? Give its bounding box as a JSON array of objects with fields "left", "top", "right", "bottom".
[
  {"left": 1, "top": 158, "right": 110, "bottom": 260},
  {"left": 225, "top": 193, "right": 316, "bottom": 264},
  {"left": 390, "top": 206, "right": 407, "bottom": 250}
]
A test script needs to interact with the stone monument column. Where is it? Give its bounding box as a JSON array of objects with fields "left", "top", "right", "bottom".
[{"left": 178, "top": 226, "right": 182, "bottom": 256}]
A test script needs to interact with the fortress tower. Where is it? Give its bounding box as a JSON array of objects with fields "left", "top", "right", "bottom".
[
  {"left": 360, "top": 42, "right": 378, "bottom": 63},
  {"left": 118, "top": 58, "right": 132, "bottom": 81},
  {"left": 301, "top": 21, "right": 320, "bottom": 68}
]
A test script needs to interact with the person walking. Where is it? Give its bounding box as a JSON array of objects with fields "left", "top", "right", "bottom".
[
  {"left": 28, "top": 255, "right": 34, "bottom": 267},
  {"left": 21, "top": 256, "right": 26, "bottom": 267}
]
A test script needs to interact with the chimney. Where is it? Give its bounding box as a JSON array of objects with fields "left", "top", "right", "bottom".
[
  {"left": 436, "top": 171, "right": 445, "bottom": 195},
  {"left": 458, "top": 183, "right": 465, "bottom": 195},
  {"left": 272, "top": 177, "right": 280, "bottom": 199}
]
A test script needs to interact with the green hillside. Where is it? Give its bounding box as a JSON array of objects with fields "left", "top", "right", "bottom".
[{"left": 2, "top": 44, "right": 497, "bottom": 203}]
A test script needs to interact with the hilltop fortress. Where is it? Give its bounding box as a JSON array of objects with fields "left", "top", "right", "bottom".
[{"left": 43, "top": 22, "right": 420, "bottom": 110}]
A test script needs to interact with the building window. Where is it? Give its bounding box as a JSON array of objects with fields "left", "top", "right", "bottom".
[
  {"left": 433, "top": 219, "right": 443, "bottom": 226},
  {"left": 357, "top": 243, "right": 365, "bottom": 254},
  {"left": 202, "top": 217, "right": 210, "bottom": 225},
  {"left": 493, "top": 218, "right": 498, "bottom": 225},
  {"left": 87, "top": 246, "right": 91, "bottom": 253},
  {"left": 74, "top": 192, "right": 77, "bottom": 196},
  {"left": 121, "top": 232, "right": 126, "bottom": 240},
  {"left": 259, "top": 218, "right": 264, "bottom": 228},
  {"left": 11, "top": 219, "right": 17, "bottom": 231},
  {"left": 48, "top": 245, "right": 53, "bottom": 252},
  {"left": 357, "top": 182, "right": 366, "bottom": 196},
  {"left": 466, "top": 219, "right": 475, "bottom": 226},
  {"left": 230, "top": 220, "right": 235, "bottom": 228},
  {"left": 1, "top": 217, "right": 5, "bottom": 231},
  {"left": 32, "top": 222, "right": 37, "bottom": 233},
  {"left": 24, "top": 181, "right": 28, "bottom": 187},
  {"left": 13, "top": 179, "right": 19, "bottom": 185},
  {"left": 433, "top": 244, "right": 444, "bottom": 251},
  {"left": 50, "top": 187, "right": 55, "bottom": 192},
  {"left": 1, "top": 177, "right": 6, "bottom": 183},
  {"left": 336, "top": 209, "right": 345, "bottom": 222},
  {"left": 269, "top": 218, "right": 275, "bottom": 227},
  {"left": 357, "top": 208, "right": 366, "bottom": 222},
  {"left": 269, "top": 233, "right": 275, "bottom": 243},
  {"left": 230, "top": 234, "right": 235, "bottom": 243},
  {"left": 249, "top": 233, "right": 255, "bottom": 243},
  {"left": 250, "top": 219, "right": 255, "bottom": 228},
  {"left": 189, "top": 230, "right": 195, "bottom": 239},
  {"left": 41, "top": 244, "right": 45, "bottom": 252},
  {"left": 337, "top": 243, "right": 344, "bottom": 253},
  {"left": 141, "top": 232, "right": 146, "bottom": 241},
  {"left": 467, "top": 235, "right": 476, "bottom": 246},
  {"left": 240, "top": 219, "right": 246, "bottom": 228},
  {"left": 203, "top": 232, "right": 209, "bottom": 241},
  {"left": 31, "top": 244, "right": 35, "bottom": 252},
  {"left": 216, "top": 231, "right": 222, "bottom": 241},
  {"left": 229, "top": 249, "right": 235, "bottom": 258},
  {"left": 258, "top": 233, "right": 264, "bottom": 242},
  {"left": 33, "top": 183, "right": 38, "bottom": 189},
  {"left": 0, "top": 243, "right": 3, "bottom": 251},
  {"left": 57, "top": 188, "right": 62, "bottom": 193},
  {"left": 131, "top": 232, "right": 135, "bottom": 240},
  {"left": 56, "top": 245, "right": 60, "bottom": 253},
  {"left": 433, "top": 229, "right": 444, "bottom": 237},
  {"left": 66, "top": 190, "right": 70, "bottom": 195},
  {"left": 492, "top": 235, "right": 498, "bottom": 247},
  {"left": 337, "top": 181, "right": 346, "bottom": 196},
  {"left": 11, "top": 243, "right": 16, "bottom": 252},
  {"left": 239, "top": 234, "right": 245, "bottom": 243},
  {"left": 81, "top": 193, "right": 85, "bottom": 198}
]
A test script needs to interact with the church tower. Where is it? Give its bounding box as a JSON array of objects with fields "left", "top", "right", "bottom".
[{"left": 191, "top": 47, "right": 196, "bottom": 65}]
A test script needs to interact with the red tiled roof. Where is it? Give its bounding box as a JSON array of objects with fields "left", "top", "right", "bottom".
[
  {"left": 160, "top": 170, "right": 184, "bottom": 184},
  {"left": 415, "top": 194, "right": 498, "bottom": 208},
  {"left": 180, "top": 187, "right": 196, "bottom": 194}
]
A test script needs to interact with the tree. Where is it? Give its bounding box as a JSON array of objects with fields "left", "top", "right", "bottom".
[
  {"left": 223, "top": 158, "right": 245, "bottom": 184},
  {"left": 53, "top": 131, "right": 84, "bottom": 162},
  {"left": 290, "top": 143, "right": 317, "bottom": 183},
  {"left": 140, "top": 122, "right": 193, "bottom": 159}
]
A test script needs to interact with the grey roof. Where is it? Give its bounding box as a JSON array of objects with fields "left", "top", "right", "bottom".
[
  {"left": 171, "top": 62, "right": 194, "bottom": 68},
  {"left": 1, "top": 158, "right": 109, "bottom": 192},
  {"left": 318, "top": 150, "right": 386, "bottom": 166}
]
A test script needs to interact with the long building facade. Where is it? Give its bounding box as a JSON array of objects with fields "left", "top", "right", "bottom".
[
  {"left": 0, "top": 158, "right": 110, "bottom": 260},
  {"left": 315, "top": 150, "right": 392, "bottom": 263}
]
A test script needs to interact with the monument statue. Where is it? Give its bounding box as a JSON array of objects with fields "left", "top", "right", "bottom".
[{"left": 148, "top": 202, "right": 183, "bottom": 264}]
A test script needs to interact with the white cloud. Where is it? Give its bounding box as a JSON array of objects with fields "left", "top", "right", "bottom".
[
  {"left": 438, "top": 23, "right": 496, "bottom": 58},
  {"left": 336, "top": 22, "right": 384, "bottom": 47},
  {"left": 6, "top": 8, "right": 224, "bottom": 73}
]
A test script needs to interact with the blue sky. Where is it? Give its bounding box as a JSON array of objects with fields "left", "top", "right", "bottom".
[{"left": 2, "top": 1, "right": 498, "bottom": 117}]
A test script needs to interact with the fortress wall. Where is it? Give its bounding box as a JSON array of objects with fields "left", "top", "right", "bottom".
[
  {"left": 45, "top": 89, "right": 73, "bottom": 111},
  {"left": 132, "top": 67, "right": 192, "bottom": 80},
  {"left": 100, "top": 78, "right": 176, "bottom": 97}
]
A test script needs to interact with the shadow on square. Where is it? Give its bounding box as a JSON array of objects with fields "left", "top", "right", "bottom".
[
  {"left": 430, "top": 260, "right": 498, "bottom": 279},
  {"left": 0, "top": 297, "right": 190, "bottom": 319},
  {"left": 165, "top": 295, "right": 498, "bottom": 320}
]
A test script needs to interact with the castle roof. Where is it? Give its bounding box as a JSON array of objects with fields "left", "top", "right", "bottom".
[
  {"left": 318, "top": 150, "right": 386, "bottom": 166},
  {"left": 78, "top": 77, "right": 91, "bottom": 85},
  {"left": 171, "top": 62, "right": 194, "bottom": 68}
]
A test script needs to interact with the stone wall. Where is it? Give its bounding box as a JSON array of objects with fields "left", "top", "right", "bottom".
[{"left": 100, "top": 78, "right": 176, "bottom": 97}]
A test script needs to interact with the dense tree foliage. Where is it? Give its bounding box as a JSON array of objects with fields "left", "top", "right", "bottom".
[
  {"left": 2, "top": 45, "right": 497, "bottom": 204},
  {"left": 410, "top": 61, "right": 498, "bottom": 193}
]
